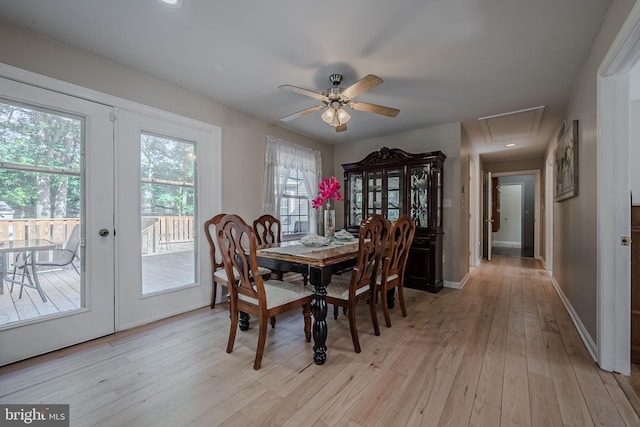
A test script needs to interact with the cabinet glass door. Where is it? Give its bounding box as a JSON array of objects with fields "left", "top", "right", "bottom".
[
  {"left": 436, "top": 169, "right": 442, "bottom": 229},
  {"left": 349, "top": 173, "right": 363, "bottom": 225},
  {"left": 387, "top": 169, "right": 402, "bottom": 222},
  {"left": 410, "top": 165, "right": 431, "bottom": 228},
  {"left": 368, "top": 171, "right": 383, "bottom": 216}
]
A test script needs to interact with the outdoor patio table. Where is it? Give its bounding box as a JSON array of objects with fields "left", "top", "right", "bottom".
[{"left": 0, "top": 239, "right": 56, "bottom": 302}]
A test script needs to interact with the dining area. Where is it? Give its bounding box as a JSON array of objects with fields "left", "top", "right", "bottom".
[{"left": 204, "top": 211, "right": 416, "bottom": 370}]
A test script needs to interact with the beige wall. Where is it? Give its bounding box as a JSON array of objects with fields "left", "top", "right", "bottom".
[
  {"left": 545, "top": 0, "right": 637, "bottom": 342},
  {"left": 0, "top": 21, "right": 333, "bottom": 223},
  {"left": 334, "top": 122, "right": 467, "bottom": 283}
]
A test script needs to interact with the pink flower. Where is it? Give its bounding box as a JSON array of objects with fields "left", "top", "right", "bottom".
[{"left": 312, "top": 176, "right": 343, "bottom": 209}]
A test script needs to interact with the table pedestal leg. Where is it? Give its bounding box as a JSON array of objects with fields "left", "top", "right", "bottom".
[
  {"left": 311, "top": 273, "right": 328, "bottom": 365},
  {"left": 387, "top": 288, "right": 395, "bottom": 309},
  {"left": 239, "top": 311, "right": 250, "bottom": 331}
]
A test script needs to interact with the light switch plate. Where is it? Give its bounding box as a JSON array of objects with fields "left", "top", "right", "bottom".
[{"left": 443, "top": 199, "right": 452, "bottom": 208}]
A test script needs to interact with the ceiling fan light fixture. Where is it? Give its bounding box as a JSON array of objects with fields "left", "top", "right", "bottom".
[
  {"left": 321, "top": 106, "right": 350, "bottom": 127},
  {"left": 321, "top": 107, "right": 336, "bottom": 124},
  {"left": 336, "top": 107, "right": 350, "bottom": 124}
]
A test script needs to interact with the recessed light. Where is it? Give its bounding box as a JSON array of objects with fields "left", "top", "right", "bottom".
[
  {"left": 158, "top": 0, "right": 183, "bottom": 8},
  {"left": 506, "top": 143, "right": 516, "bottom": 147}
]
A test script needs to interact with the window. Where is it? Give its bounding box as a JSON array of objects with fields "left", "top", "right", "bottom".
[
  {"left": 280, "top": 169, "right": 310, "bottom": 235},
  {"left": 263, "top": 136, "right": 321, "bottom": 237}
]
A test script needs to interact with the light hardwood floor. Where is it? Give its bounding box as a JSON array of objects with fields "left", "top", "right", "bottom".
[{"left": 1, "top": 256, "right": 639, "bottom": 426}]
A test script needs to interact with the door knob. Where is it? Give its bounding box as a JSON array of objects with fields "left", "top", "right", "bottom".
[{"left": 98, "top": 228, "right": 110, "bottom": 237}]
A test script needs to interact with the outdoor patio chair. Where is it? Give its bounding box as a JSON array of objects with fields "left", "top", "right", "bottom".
[{"left": 11, "top": 224, "right": 81, "bottom": 298}]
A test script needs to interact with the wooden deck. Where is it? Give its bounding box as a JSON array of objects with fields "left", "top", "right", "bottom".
[
  {"left": 1, "top": 256, "right": 639, "bottom": 426},
  {"left": 0, "top": 249, "right": 195, "bottom": 327}
]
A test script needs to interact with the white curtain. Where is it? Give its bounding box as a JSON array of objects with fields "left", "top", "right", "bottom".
[{"left": 262, "top": 135, "right": 321, "bottom": 234}]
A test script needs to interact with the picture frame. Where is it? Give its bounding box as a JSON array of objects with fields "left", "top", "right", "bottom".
[{"left": 554, "top": 119, "right": 578, "bottom": 202}]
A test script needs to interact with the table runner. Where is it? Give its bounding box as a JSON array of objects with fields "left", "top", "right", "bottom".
[{"left": 258, "top": 239, "right": 357, "bottom": 256}]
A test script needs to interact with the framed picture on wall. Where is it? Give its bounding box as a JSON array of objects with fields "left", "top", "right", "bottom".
[{"left": 554, "top": 119, "right": 579, "bottom": 202}]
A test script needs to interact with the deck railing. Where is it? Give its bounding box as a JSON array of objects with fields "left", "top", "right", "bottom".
[
  {"left": 141, "top": 216, "right": 194, "bottom": 254},
  {"left": 0, "top": 218, "right": 80, "bottom": 245},
  {"left": 0, "top": 216, "right": 194, "bottom": 254}
]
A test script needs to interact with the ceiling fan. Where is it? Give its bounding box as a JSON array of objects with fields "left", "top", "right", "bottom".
[{"left": 279, "top": 73, "right": 400, "bottom": 132}]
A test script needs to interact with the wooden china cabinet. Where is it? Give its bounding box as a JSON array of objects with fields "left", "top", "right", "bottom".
[{"left": 342, "top": 147, "right": 446, "bottom": 292}]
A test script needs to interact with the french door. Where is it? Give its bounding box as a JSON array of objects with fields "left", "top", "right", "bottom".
[
  {"left": 0, "top": 77, "right": 115, "bottom": 365},
  {"left": 115, "top": 108, "right": 217, "bottom": 330},
  {"left": 0, "top": 70, "right": 220, "bottom": 365}
]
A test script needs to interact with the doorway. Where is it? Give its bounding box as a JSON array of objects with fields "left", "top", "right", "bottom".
[
  {"left": 483, "top": 170, "right": 540, "bottom": 261},
  {"left": 492, "top": 183, "right": 524, "bottom": 257}
]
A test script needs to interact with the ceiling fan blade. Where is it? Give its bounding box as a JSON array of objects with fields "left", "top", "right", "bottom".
[
  {"left": 279, "top": 105, "right": 324, "bottom": 122},
  {"left": 279, "top": 84, "right": 328, "bottom": 102},
  {"left": 342, "top": 74, "right": 383, "bottom": 99},
  {"left": 349, "top": 101, "right": 400, "bottom": 118},
  {"left": 335, "top": 124, "right": 348, "bottom": 132}
]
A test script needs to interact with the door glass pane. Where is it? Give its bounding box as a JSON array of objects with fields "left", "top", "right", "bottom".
[
  {"left": 410, "top": 165, "right": 430, "bottom": 228},
  {"left": 368, "top": 171, "right": 383, "bottom": 216},
  {"left": 140, "top": 132, "right": 196, "bottom": 294},
  {"left": 387, "top": 169, "right": 402, "bottom": 222},
  {"left": 0, "top": 99, "right": 84, "bottom": 326}
]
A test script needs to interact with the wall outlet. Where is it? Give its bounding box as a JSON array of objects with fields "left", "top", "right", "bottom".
[{"left": 443, "top": 199, "right": 452, "bottom": 208}]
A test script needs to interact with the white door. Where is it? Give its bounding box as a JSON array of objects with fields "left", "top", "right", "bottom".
[
  {"left": 0, "top": 78, "right": 114, "bottom": 365},
  {"left": 487, "top": 172, "right": 493, "bottom": 260},
  {"left": 116, "top": 108, "right": 219, "bottom": 330}
]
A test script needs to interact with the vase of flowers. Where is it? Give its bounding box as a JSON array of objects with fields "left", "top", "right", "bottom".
[{"left": 312, "top": 176, "right": 343, "bottom": 242}]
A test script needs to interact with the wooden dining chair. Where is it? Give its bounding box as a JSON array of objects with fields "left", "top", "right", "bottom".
[
  {"left": 325, "top": 214, "right": 390, "bottom": 353},
  {"left": 373, "top": 214, "right": 416, "bottom": 330},
  {"left": 216, "top": 214, "right": 314, "bottom": 370},
  {"left": 252, "top": 214, "right": 281, "bottom": 245},
  {"left": 252, "top": 214, "right": 286, "bottom": 280},
  {"left": 204, "top": 214, "right": 271, "bottom": 308}
]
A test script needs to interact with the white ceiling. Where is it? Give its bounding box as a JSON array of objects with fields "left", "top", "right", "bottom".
[{"left": 0, "top": 0, "right": 612, "bottom": 162}]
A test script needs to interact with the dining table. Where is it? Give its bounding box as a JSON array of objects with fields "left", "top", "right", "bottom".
[
  {"left": 0, "top": 239, "right": 56, "bottom": 303},
  {"left": 256, "top": 238, "right": 360, "bottom": 365}
]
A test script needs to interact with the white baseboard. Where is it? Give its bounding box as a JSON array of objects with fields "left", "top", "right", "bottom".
[
  {"left": 549, "top": 273, "right": 598, "bottom": 362},
  {"left": 444, "top": 273, "right": 470, "bottom": 290}
]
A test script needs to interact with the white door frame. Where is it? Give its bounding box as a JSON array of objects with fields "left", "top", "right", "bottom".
[
  {"left": 545, "top": 152, "right": 554, "bottom": 273},
  {"left": 595, "top": 1, "right": 640, "bottom": 375},
  {"left": 469, "top": 159, "right": 479, "bottom": 267}
]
